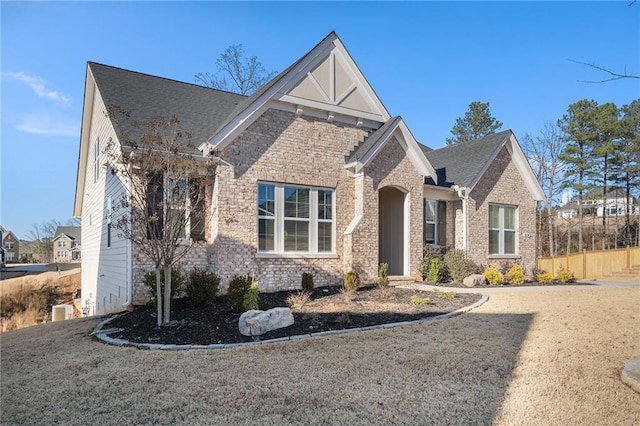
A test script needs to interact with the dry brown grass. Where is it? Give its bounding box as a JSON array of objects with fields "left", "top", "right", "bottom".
[
  {"left": 0, "top": 271, "right": 80, "bottom": 332},
  {"left": 1, "top": 287, "right": 638, "bottom": 425}
]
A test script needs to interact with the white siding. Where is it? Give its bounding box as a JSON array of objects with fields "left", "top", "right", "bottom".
[{"left": 80, "top": 83, "right": 131, "bottom": 316}]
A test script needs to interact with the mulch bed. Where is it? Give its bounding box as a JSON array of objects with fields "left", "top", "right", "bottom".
[
  {"left": 107, "top": 286, "right": 482, "bottom": 345},
  {"left": 433, "top": 281, "right": 594, "bottom": 288}
]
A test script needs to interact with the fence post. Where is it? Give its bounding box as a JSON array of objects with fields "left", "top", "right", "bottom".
[
  {"left": 582, "top": 250, "right": 587, "bottom": 279},
  {"left": 627, "top": 246, "right": 631, "bottom": 269}
]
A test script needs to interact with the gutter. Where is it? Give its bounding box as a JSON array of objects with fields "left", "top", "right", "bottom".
[{"left": 121, "top": 172, "right": 133, "bottom": 310}]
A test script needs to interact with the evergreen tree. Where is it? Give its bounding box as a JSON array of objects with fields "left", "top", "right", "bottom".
[
  {"left": 615, "top": 99, "right": 640, "bottom": 246},
  {"left": 446, "top": 101, "right": 503, "bottom": 145},
  {"left": 558, "top": 99, "right": 599, "bottom": 252}
]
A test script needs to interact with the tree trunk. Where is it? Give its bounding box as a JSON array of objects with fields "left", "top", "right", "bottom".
[
  {"left": 163, "top": 265, "right": 172, "bottom": 324},
  {"left": 156, "top": 267, "right": 163, "bottom": 327},
  {"left": 602, "top": 156, "right": 608, "bottom": 250}
]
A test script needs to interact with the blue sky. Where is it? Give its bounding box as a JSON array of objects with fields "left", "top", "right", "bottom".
[{"left": 1, "top": 1, "right": 638, "bottom": 240}]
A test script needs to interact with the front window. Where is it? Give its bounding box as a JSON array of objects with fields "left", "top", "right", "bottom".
[
  {"left": 489, "top": 204, "right": 517, "bottom": 255},
  {"left": 258, "top": 183, "right": 334, "bottom": 254},
  {"left": 424, "top": 199, "right": 437, "bottom": 245},
  {"left": 6, "top": 242, "right": 14, "bottom": 249}
]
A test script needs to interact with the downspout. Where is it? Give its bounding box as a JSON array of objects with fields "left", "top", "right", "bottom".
[{"left": 453, "top": 185, "right": 470, "bottom": 255}]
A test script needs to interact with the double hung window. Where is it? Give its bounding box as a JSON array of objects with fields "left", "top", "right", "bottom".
[
  {"left": 424, "top": 199, "right": 437, "bottom": 245},
  {"left": 489, "top": 204, "right": 517, "bottom": 255},
  {"left": 258, "top": 183, "right": 334, "bottom": 254}
]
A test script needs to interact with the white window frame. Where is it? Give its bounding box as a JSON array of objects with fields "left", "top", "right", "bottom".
[
  {"left": 489, "top": 204, "right": 518, "bottom": 256},
  {"left": 257, "top": 182, "right": 336, "bottom": 257},
  {"left": 6, "top": 242, "right": 14, "bottom": 249},
  {"left": 424, "top": 199, "right": 438, "bottom": 245}
]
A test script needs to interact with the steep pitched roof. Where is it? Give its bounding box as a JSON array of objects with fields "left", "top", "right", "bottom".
[
  {"left": 89, "top": 62, "right": 246, "bottom": 154},
  {"left": 54, "top": 226, "right": 81, "bottom": 241},
  {"left": 345, "top": 116, "right": 402, "bottom": 164},
  {"left": 421, "top": 130, "right": 512, "bottom": 188}
]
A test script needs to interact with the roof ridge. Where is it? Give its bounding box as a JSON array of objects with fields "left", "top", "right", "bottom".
[{"left": 87, "top": 61, "right": 248, "bottom": 99}]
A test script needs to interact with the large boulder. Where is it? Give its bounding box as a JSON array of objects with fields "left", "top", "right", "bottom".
[
  {"left": 463, "top": 274, "right": 486, "bottom": 288},
  {"left": 238, "top": 307, "right": 294, "bottom": 337}
]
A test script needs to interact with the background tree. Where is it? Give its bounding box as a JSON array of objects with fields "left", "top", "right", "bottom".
[
  {"left": 28, "top": 218, "right": 79, "bottom": 263},
  {"left": 522, "top": 122, "right": 567, "bottom": 256},
  {"left": 104, "top": 109, "right": 214, "bottom": 326},
  {"left": 195, "top": 44, "right": 277, "bottom": 95},
  {"left": 615, "top": 99, "right": 640, "bottom": 246},
  {"left": 445, "top": 101, "right": 503, "bottom": 145},
  {"left": 589, "top": 102, "right": 619, "bottom": 249},
  {"left": 558, "top": 99, "right": 599, "bottom": 252}
]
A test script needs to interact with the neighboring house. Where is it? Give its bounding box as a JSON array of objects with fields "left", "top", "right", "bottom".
[
  {"left": 556, "top": 188, "right": 640, "bottom": 219},
  {"left": 53, "top": 226, "right": 82, "bottom": 262},
  {"left": 1, "top": 227, "right": 20, "bottom": 264},
  {"left": 74, "top": 32, "right": 543, "bottom": 316}
]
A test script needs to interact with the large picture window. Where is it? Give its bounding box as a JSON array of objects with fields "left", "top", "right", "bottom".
[
  {"left": 258, "top": 183, "right": 334, "bottom": 254},
  {"left": 489, "top": 204, "right": 517, "bottom": 255}
]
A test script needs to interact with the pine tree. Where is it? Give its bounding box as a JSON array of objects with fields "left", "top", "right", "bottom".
[{"left": 446, "top": 101, "right": 503, "bottom": 145}]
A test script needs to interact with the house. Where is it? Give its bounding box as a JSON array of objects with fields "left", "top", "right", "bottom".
[
  {"left": 74, "top": 32, "right": 543, "bottom": 316},
  {"left": 556, "top": 188, "right": 639, "bottom": 219},
  {"left": 1, "top": 226, "right": 20, "bottom": 264},
  {"left": 53, "top": 226, "right": 81, "bottom": 262}
]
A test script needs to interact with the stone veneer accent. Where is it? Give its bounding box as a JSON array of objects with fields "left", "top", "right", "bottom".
[{"left": 466, "top": 146, "right": 538, "bottom": 275}]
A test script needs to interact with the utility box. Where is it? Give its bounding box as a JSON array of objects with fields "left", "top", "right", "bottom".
[{"left": 52, "top": 304, "right": 73, "bottom": 322}]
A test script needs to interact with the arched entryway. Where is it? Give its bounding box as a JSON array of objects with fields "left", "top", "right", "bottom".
[{"left": 379, "top": 186, "right": 407, "bottom": 276}]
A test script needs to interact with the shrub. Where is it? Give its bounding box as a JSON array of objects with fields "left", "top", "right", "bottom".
[
  {"left": 427, "top": 258, "right": 448, "bottom": 283},
  {"left": 301, "top": 272, "right": 314, "bottom": 293},
  {"left": 377, "top": 263, "right": 390, "bottom": 287},
  {"left": 143, "top": 268, "right": 184, "bottom": 305},
  {"left": 484, "top": 265, "right": 504, "bottom": 286},
  {"left": 186, "top": 269, "right": 220, "bottom": 306},
  {"left": 505, "top": 264, "right": 525, "bottom": 285},
  {"left": 287, "top": 290, "right": 311, "bottom": 310},
  {"left": 344, "top": 270, "right": 360, "bottom": 292},
  {"left": 443, "top": 249, "right": 478, "bottom": 282},
  {"left": 228, "top": 275, "right": 257, "bottom": 312},
  {"left": 410, "top": 295, "right": 430, "bottom": 307},
  {"left": 433, "top": 288, "right": 456, "bottom": 299},
  {"left": 537, "top": 271, "right": 554, "bottom": 284},
  {"left": 243, "top": 281, "right": 260, "bottom": 311},
  {"left": 419, "top": 246, "right": 444, "bottom": 279},
  {"left": 556, "top": 266, "right": 575, "bottom": 284}
]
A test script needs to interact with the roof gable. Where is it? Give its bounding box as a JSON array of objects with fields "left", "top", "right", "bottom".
[
  {"left": 422, "top": 130, "right": 544, "bottom": 200},
  {"left": 54, "top": 226, "right": 81, "bottom": 241},
  {"left": 203, "top": 31, "right": 391, "bottom": 153}
]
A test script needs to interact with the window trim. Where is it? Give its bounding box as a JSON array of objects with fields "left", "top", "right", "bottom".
[
  {"left": 257, "top": 182, "right": 336, "bottom": 256},
  {"left": 423, "top": 198, "right": 438, "bottom": 245},
  {"left": 93, "top": 137, "right": 100, "bottom": 183},
  {"left": 488, "top": 204, "right": 518, "bottom": 256}
]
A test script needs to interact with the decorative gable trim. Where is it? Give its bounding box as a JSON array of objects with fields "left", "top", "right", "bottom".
[{"left": 201, "top": 32, "right": 390, "bottom": 154}]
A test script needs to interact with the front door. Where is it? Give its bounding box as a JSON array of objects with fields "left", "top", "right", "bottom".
[{"left": 379, "top": 187, "right": 404, "bottom": 275}]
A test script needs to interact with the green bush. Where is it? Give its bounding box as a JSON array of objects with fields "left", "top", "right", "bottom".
[
  {"left": 410, "top": 295, "right": 430, "bottom": 307},
  {"left": 556, "top": 266, "right": 575, "bottom": 284},
  {"left": 537, "top": 271, "right": 554, "bottom": 284},
  {"left": 433, "top": 288, "right": 456, "bottom": 299},
  {"left": 484, "top": 265, "right": 504, "bottom": 286},
  {"left": 228, "top": 275, "right": 258, "bottom": 313},
  {"left": 143, "top": 268, "right": 184, "bottom": 305},
  {"left": 505, "top": 264, "right": 525, "bottom": 285},
  {"left": 186, "top": 269, "right": 220, "bottom": 306},
  {"left": 377, "top": 263, "right": 390, "bottom": 287},
  {"left": 427, "top": 258, "right": 448, "bottom": 283},
  {"left": 443, "top": 249, "right": 478, "bottom": 282},
  {"left": 344, "top": 270, "right": 360, "bottom": 292},
  {"left": 418, "top": 246, "right": 444, "bottom": 279},
  {"left": 301, "top": 272, "right": 314, "bottom": 293},
  {"left": 243, "top": 281, "right": 260, "bottom": 311}
]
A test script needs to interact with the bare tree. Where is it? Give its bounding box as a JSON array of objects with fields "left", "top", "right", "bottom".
[
  {"left": 571, "top": 60, "right": 640, "bottom": 83},
  {"left": 104, "top": 108, "right": 215, "bottom": 325},
  {"left": 28, "top": 218, "right": 77, "bottom": 263},
  {"left": 522, "top": 122, "right": 567, "bottom": 256},
  {"left": 195, "top": 44, "right": 277, "bottom": 95}
]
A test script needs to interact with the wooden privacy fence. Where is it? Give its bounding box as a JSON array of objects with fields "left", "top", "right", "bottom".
[{"left": 538, "top": 246, "right": 640, "bottom": 280}]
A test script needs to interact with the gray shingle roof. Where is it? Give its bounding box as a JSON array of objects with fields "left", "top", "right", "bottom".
[
  {"left": 89, "top": 62, "right": 247, "bottom": 154},
  {"left": 345, "top": 116, "right": 401, "bottom": 164},
  {"left": 421, "top": 130, "right": 512, "bottom": 188},
  {"left": 54, "top": 226, "right": 81, "bottom": 241}
]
